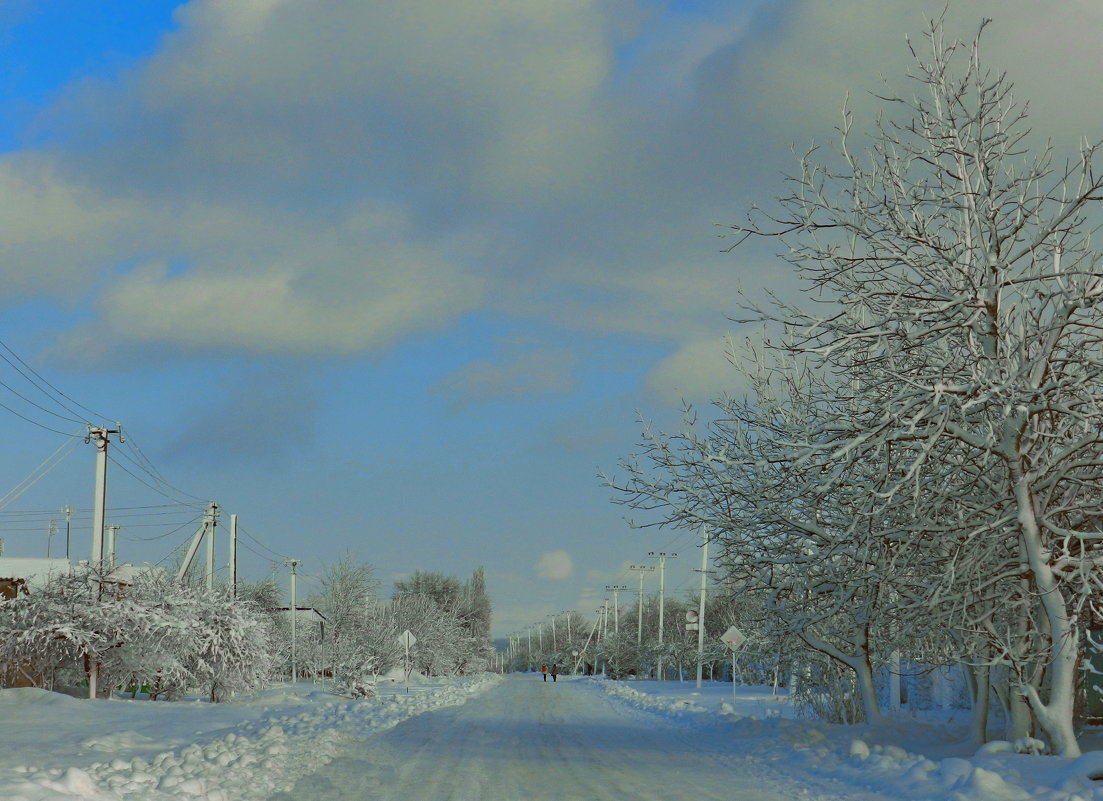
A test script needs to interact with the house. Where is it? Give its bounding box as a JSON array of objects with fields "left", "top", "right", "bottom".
[{"left": 0, "top": 558, "right": 72, "bottom": 599}]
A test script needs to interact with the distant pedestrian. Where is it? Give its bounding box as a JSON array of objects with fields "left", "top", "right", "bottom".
[
  {"left": 551, "top": 664, "right": 558, "bottom": 682},
  {"left": 541, "top": 664, "right": 548, "bottom": 681}
]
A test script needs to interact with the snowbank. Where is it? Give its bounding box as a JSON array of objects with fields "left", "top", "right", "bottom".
[
  {"left": 590, "top": 678, "right": 1103, "bottom": 801},
  {"left": 0, "top": 674, "right": 500, "bottom": 801}
]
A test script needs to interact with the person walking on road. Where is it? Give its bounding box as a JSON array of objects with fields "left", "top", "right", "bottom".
[
  {"left": 551, "top": 664, "right": 558, "bottom": 682},
  {"left": 541, "top": 664, "right": 548, "bottom": 681}
]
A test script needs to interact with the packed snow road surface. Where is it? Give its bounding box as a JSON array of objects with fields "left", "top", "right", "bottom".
[{"left": 276, "top": 675, "right": 833, "bottom": 801}]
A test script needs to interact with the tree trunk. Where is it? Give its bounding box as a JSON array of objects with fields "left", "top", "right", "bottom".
[
  {"left": 1011, "top": 469, "right": 1081, "bottom": 756},
  {"left": 966, "top": 662, "right": 990, "bottom": 744}
]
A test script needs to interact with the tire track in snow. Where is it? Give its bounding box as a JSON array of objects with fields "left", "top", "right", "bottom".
[{"left": 275, "top": 675, "right": 800, "bottom": 801}]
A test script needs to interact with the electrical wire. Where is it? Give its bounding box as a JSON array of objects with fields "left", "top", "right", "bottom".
[
  {"left": 0, "top": 376, "right": 87, "bottom": 425},
  {"left": 0, "top": 437, "right": 79, "bottom": 511},
  {"left": 107, "top": 453, "right": 210, "bottom": 509},
  {"left": 116, "top": 434, "right": 209, "bottom": 504},
  {"left": 0, "top": 396, "right": 84, "bottom": 437},
  {"left": 0, "top": 338, "right": 110, "bottom": 424},
  {"left": 238, "top": 525, "right": 294, "bottom": 562}
]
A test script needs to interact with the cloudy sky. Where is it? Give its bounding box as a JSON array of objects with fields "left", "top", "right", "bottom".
[{"left": 0, "top": 0, "right": 1099, "bottom": 637}]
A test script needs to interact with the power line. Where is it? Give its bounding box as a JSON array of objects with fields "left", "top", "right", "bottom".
[
  {"left": 0, "top": 438, "right": 79, "bottom": 511},
  {"left": 120, "top": 514, "right": 205, "bottom": 542},
  {"left": 116, "top": 434, "right": 209, "bottom": 504},
  {"left": 0, "top": 338, "right": 110, "bottom": 424},
  {"left": 0, "top": 396, "right": 84, "bottom": 437},
  {"left": 107, "top": 453, "right": 209, "bottom": 509},
  {"left": 238, "top": 525, "right": 293, "bottom": 561}
]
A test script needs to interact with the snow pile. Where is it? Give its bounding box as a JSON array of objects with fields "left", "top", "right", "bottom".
[
  {"left": 0, "top": 674, "right": 499, "bottom": 801},
  {"left": 594, "top": 679, "right": 1103, "bottom": 801},
  {"left": 598, "top": 680, "right": 707, "bottom": 716}
]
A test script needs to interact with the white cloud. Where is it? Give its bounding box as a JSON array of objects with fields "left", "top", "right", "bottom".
[
  {"left": 643, "top": 337, "right": 740, "bottom": 405},
  {"left": 535, "top": 550, "right": 574, "bottom": 580},
  {"left": 432, "top": 347, "right": 577, "bottom": 406},
  {"left": 8, "top": 0, "right": 1103, "bottom": 373}
]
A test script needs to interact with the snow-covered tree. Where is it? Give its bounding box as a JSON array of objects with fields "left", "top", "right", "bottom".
[
  {"left": 607, "top": 16, "right": 1103, "bottom": 753},
  {"left": 719, "top": 17, "right": 1103, "bottom": 755}
]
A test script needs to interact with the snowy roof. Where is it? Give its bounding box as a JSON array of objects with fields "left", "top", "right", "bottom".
[
  {"left": 0, "top": 558, "right": 72, "bottom": 589},
  {"left": 275, "top": 606, "right": 327, "bottom": 622}
]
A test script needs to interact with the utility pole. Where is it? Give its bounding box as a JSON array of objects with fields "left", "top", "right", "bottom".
[
  {"left": 629, "top": 564, "right": 655, "bottom": 644},
  {"left": 106, "top": 525, "right": 120, "bottom": 570},
  {"left": 605, "top": 585, "right": 627, "bottom": 634},
  {"left": 288, "top": 559, "right": 300, "bottom": 683},
  {"left": 204, "top": 506, "right": 219, "bottom": 591},
  {"left": 175, "top": 503, "right": 219, "bottom": 584},
  {"left": 63, "top": 504, "right": 72, "bottom": 559},
  {"left": 649, "top": 551, "right": 677, "bottom": 681},
  {"left": 86, "top": 427, "right": 120, "bottom": 566},
  {"left": 548, "top": 613, "right": 557, "bottom": 650},
  {"left": 563, "top": 611, "right": 572, "bottom": 642},
  {"left": 695, "top": 526, "right": 710, "bottom": 689},
  {"left": 47, "top": 519, "right": 57, "bottom": 559},
  {"left": 229, "top": 514, "right": 238, "bottom": 598}
]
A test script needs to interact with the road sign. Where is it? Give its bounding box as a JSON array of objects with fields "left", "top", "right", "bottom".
[
  {"left": 720, "top": 626, "right": 747, "bottom": 650},
  {"left": 685, "top": 610, "right": 699, "bottom": 622},
  {"left": 398, "top": 630, "right": 417, "bottom": 648}
]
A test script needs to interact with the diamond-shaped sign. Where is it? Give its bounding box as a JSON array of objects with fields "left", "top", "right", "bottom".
[{"left": 720, "top": 625, "right": 747, "bottom": 650}]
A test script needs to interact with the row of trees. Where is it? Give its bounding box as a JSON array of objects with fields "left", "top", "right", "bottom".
[
  {"left": 0, "top": 559, "right": 494, "bottom": 701},
  {"left": 303, "top": 561, "right": 495, "bottom": 692},
  {"left": 608, "top": 18, "right": 1103, "bottom": 757}
]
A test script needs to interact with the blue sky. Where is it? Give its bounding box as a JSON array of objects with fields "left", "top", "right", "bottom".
[{"left": 0, "top": 0, "right": 1098, "bottom": 637}]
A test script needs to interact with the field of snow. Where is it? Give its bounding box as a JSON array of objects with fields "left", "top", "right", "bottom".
[{"left": 4, "top": 672, "right": 1103, "bottom": 800}]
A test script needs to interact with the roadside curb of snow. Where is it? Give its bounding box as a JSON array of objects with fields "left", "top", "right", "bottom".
[
  {"left": 0, "top": 673, "right": 501, "bottom": 801},
  {"left": 591, "top": 679, "right": 711, "bottom": 721}
]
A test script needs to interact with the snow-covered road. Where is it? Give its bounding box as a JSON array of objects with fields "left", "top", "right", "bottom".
[{"left": 275, "top": 675, "right": 838, "bottom": 801}]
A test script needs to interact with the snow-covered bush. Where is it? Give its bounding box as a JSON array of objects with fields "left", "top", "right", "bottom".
[{"left": 0, "top": 568, "right": 273, "bottom": 701}]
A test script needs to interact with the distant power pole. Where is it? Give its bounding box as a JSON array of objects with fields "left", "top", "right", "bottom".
[
  {"left": 288, "top": 559, "right": 300, "bottom": 683},
  {"left": 86, "top": 427, "right": 121, "bottom": 566},
  {"left": 605, "top": 585, "right": 627, "bottom": 634},
  {"left": 695, "top": 526, "right": 710, "bottom": 689},
  {"left": 106, "top": 525, "right": 120, "bottom": 570},
  {"left": 649, "top": 551, "right": 677, "bottom": 681},
  {"left": 204, "top": 507, "right": 218, "bottom": 591},
  {"left": 47, "top": 519, "right": 57, "bottom": 559},
  {"left": 229, "top": 514, "right": 238, "bottom": 598},
  {"left": 629, "top": 564, "right": 655, "bottom": 644},
  {"left": 63, "top": 505, "right": 72, "bottom": 559}
]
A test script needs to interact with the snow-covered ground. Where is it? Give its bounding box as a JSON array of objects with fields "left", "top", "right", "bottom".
[
  {"left": 598, "top": 677, "right": 1103, "bottom": 801},
  {"left": 4, "top": 673, "right": 1103, "bottom": 800},
  {"left": 0, "top": 673, "right": 499, "bottom": 801}
]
